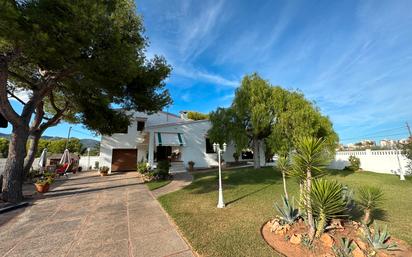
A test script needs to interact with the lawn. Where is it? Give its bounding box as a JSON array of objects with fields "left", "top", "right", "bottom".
[
  {"left": 145, "top": 179, "right": 172, "bottom": 191},
  {"left": 158, "top": 167, "right": 412, "bottom": 257}
]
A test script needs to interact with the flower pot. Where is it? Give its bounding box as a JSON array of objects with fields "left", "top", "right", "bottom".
[
  {"left": 35, "top": 183, "right": 50, "bottom": 193},
  {"left": 100, "top": 172, "right": 108, "bottom": 176}
]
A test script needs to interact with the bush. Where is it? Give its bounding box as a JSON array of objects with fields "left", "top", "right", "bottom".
[
  {"left": 137, "top": 162, "right": 149, "bottom": 173},
  {"left": 357, "top": 185, "right": 384, "bottom": 224},
  {"left": 345, "top": 155, "right": 360, "bottom": 171},
  {"left": 233, "top": 152, "right": 240, "bottom": 162},
  {"left": 155, "top": 160, "right": 170, "bottom": 179},
  {"left": 94, "top": 161, "right": 99, "bottom": 169}
]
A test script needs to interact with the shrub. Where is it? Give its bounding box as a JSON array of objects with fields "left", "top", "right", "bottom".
[
  {"left": 311, "top": 179, "right": 348, "bottom": 237},
  {"left": 274, "top": 195, "right": 299, "bottom": 224},
  {"left": 362, "top": 222, "right": 397, "bottom": 251},
  {"left": 233, "top": 152, "right": 240, "bottom": 162},
  {"left": 94, "top": 161, "right": 99, "bottom": 169},
  {"left": 155, "top": 160, "right": 170, "bottom": 179},
  {"left": 137, "top": 162, "right": 149, "bottom": 173},
  {"left": 357, "top": 186, "right": 384, "bottom": 224},
  {"left": 35, "top": 177, "right": 49, "bottom": 186},
  {"left": 332, "top": 237, "right": 355, "bottom": 257},
  {"left": 99, "top": 166, "right": 109, "bottom": 173},
  {"left": 346, "top": 155, "right": 360, "bottom": 171}
]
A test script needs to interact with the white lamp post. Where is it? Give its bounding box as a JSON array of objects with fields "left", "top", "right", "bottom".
[{"left": 213, "top": 142, "right": 227, "bottom": 208}]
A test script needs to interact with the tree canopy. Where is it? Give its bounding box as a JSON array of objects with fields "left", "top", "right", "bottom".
[
  {"left": 0, "top": 0, "right": 171, "bottom": 202},
  {"left": 208, "top": 73, "right": 338, "bottom": 168},
  {"left": 187, "top": 111, "right": 209, "bottom": 120}
]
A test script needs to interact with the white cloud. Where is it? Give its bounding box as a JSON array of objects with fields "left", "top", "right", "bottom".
[{"left": 174, "top": 66, "right": 238, "bottom": 87}]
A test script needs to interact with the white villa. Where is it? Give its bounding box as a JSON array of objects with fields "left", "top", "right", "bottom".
[{"left": 99, "top": 111, "right": 266, "bottom": 172}]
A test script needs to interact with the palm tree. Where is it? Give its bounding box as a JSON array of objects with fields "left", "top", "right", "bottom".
[
  {"left": 291, "top": 136, "right": 329, "bottom": 240},
  {"left": 276, "top": 155, "right": 290, "bottom": 200},
  {"left": 357, "top": 186, "right": 385, "bottom": 224}
]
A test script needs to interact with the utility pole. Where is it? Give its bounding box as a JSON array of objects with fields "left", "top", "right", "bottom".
[
  {"left": 406, "top": 122, "right": 412, "bottom": 138},
  {"left": 65, "top": 126, "right": 72, "bottom": 150}
]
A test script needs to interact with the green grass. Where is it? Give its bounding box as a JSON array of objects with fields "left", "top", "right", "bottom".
[
  {"left": 145, "top": 179, "right": 172, "bottom": 191},
  {"left": 158, "top": 167, "right": 412, "bottom": 257}
]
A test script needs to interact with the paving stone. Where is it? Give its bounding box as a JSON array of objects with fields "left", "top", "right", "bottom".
[{"left": 131, "top": 229, "right": 190, "bottom": 257}]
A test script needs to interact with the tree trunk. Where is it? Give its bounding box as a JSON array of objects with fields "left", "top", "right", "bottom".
[
  {"left": 23, "top": 130, "right": 42, "bottom": 177},
  {"left": 253, "top": 137, "right": 261, "bottom": 169},
  {"left": 306, "top": 168, "right": 315, "bottom": 241},
  {"left": 298, "top": 182, "right": 304, "bottom": 215},
  {"left": 363, "top": 208, "right": 371, "bottom": 225},
  {"left": 2, "top": 126, "right": 29, "bottom": 203}
]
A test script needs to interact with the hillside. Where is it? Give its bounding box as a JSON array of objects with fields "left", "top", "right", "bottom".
[{"left": 0, "top": 133, "right": 99, "bottom": 148}]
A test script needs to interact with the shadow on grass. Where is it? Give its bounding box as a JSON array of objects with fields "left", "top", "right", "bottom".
[
  {"left": 183, "top": 167, "right": 283, "bottom": 195},
  {"left": 349, "top": 207, "right": 388, "bottom": 223},
  {"left": 326, "top": 169, "right": 355, "bottom": 177},
  {"left": 225, "top": 184, "right": 272, "bottom": 206}
]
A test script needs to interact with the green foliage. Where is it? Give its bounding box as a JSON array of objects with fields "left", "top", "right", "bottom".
[
  {"left": 363, "top": 222, "right": 398, "bottom": 251},
  {"left": 155, "top": 160, "right": 170, "bottom": 179},
  {"left": 357, "top": 186, "right": 385, "bottom": 224},
  {"left": 274, "top": 195, "right": 299, "bottom": 224},
  {"left": 137, "top": 162, "right": 149, "bottom": 173},
  {"left": 267, "top": 90, "right": 339, "bottom": 157},
  {"left": 232, "top": 152, "right": 240, "bottom": 162},
  {"left": 0, "top": 138, "right": 9, "bottom": 157},
  {"left": 289, "top": 137, "right": 329, "bottom": 182},
  {"left": 187, "top": 111, "right": 209, "bottom": 120},
  {"left": 311, "top": 179, "right": 348, "bottom": 237},
  {"left": 346, "top": 155, "right": 361, "bottom": 171},
  {"left": 332, "top": 237, "right": 355, "bottom": 257},
  {"left": 34, "top": 177, "right": 49, "bottom": 186}
]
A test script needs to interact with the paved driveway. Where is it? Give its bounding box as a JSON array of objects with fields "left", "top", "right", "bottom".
[{"left": 0, "top": 172, "right": 194, "bottom": 257}]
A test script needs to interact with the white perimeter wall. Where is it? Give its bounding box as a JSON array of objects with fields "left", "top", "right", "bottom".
[{"left": 329, "top": 149, "right": 410, "bottom": 174}]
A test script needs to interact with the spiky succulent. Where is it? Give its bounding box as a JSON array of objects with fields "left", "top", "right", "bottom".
[
  {"left": 274, "top": 195, "right": 300, "bottom": 224},
  {"left": 357, "top": 186, "right": 385, "bottom": 224},
  {"left": 363, "top": 222, "right": 398, "bottom": 251},
  {"left": 311, "top": 178, "right": 348, "bottom": 237},
  {"left": 332, "top": 237, "right": 355, "bottom": 257}
]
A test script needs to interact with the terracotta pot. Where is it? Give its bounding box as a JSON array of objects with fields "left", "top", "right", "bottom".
[
  {"left": 35, "top": 183, "right": 50, "bottom": 193},
  {"left": 100, "top": 172, "right": 108, "bottom": 176}
]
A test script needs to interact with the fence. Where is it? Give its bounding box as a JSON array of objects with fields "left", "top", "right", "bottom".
[
  {"left": 0, "top": 155, "right": 100, "bottom": 176},
  {"left": 329, "top": 149, "right": 410, "bottom": 174}
]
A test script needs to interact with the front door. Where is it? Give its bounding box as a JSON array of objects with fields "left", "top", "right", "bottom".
[{"left": 156, "top": 146, "right": 172, "bottom": 161}]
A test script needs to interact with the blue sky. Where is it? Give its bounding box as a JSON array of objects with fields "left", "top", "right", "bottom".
[{"left": 2, "top": 0, "right": 412, "bottom": 144}]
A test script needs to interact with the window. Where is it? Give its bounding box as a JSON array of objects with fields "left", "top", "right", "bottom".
[
  {"left": 205, "top": 138, "right": 215, "bottom": 153},
  {"left": 137, "top": 121, "right": 145, "bottom": 132}
]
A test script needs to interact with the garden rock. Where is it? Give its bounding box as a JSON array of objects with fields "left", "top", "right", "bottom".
[
  {"left": 352, "top": 243, "right": 366, "bottom": 257},
  {"left": 354, "top": 239, "right": 368, "bottom": 251},
  {"left": 289, "top": 234, "right": 302, "bottom": 245},
  {"left": 320, "top": 233, "right": 334, "bottom": 247}
]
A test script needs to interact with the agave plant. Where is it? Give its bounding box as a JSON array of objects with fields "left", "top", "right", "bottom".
[
  {"left": 311, "top": 178, "right": 348, "bottom": 237},
  {"left": 363, "top": 222, "right": 397, "bottom": 251},
  {"left": 357, "top": 186, "right": 384, "bottom": 224},
  {"left": 274, "top": 195, "right": 299, "bottom": 224},
  {"left": 332, "top": 237, "right": 355, "bottom": 257}
]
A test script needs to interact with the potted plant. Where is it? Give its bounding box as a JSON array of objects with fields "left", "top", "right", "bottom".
[
  {"left": 99, "top": 166, "right": 109, "bottom": 176},
  {"left": 34, "top": 178, "right": 50, "bottom": 193},
  {"left": 188, "top": 161, "right": 195, "bottom": 171}
]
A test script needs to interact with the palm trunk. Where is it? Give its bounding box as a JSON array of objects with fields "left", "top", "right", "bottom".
[
  {"left": 315, "top": 212, "right": 326, "bottom": 237},
  {"left": 282, "top": 171, "right": 289, "bottom": 200},
  {"left": 253, "top": 137, "right": 260, "bottom": 169},
  {"left": 23, "top": 130, "right": 42, "bottom": 177},
  {"left": 306, "top": 168, "right": 315, "bottom": 240},
  {"left": 298, "top": 182, "right": 304, "bottom": 215},
  {"left": 363, "top": 208, "right": 371, "bottom": 225},
  {"left": 2, "top": 126, "right": 29, "bottom": 203}
]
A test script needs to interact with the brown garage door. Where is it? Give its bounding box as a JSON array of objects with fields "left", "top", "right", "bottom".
[{"left": 111, "top": 149, "right": 137, "bottom": 172}]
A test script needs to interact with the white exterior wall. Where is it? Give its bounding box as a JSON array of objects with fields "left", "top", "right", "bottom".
[
  {"left": 99, "top": 111, "right": 184, "bottom": 171},
  {"left": 329, "top": 149, "right": 410, "bottom": 174},
  {"left": 79, "top": 156, "right": 100, "bottom": 170}
]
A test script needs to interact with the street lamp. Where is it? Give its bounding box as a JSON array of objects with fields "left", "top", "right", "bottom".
[
  {"left": 87, "top": 147, "right": 91, "bottom": 171},
  {"left": 213, "top": 142, "right": 227, "bottom": 208}
]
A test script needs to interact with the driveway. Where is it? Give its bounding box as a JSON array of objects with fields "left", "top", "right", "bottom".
[{"left": 0, "top": 172, "right": 195, "bottom": 257}]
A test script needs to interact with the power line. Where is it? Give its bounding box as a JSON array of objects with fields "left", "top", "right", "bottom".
[
  {"left": 340, "top": 132, "right": 408, "bottom": 142},
  {"left": 339, "top": 126, "right": 405, "bottom": 141},
  {"left": 71, "top": 128, "right": 98, "bottom": 137}
]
